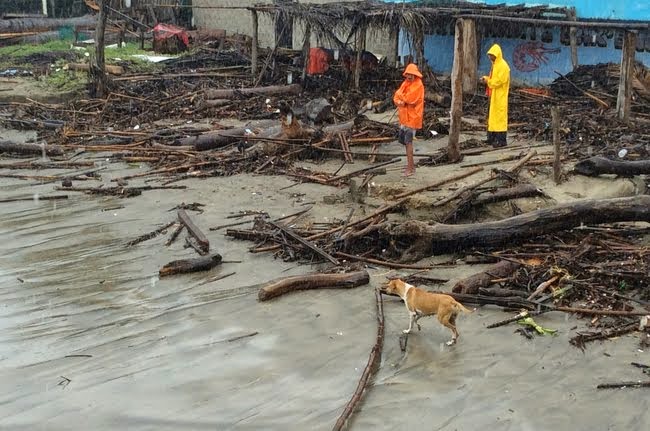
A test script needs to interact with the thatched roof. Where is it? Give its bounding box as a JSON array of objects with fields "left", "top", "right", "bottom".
[{"left": 253, "top": 1, "right": 647, "bottom": 50}]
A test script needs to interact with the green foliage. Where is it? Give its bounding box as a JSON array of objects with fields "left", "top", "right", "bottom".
[{"left": 0, "top": 40, "right": 72, "bottom": 61}]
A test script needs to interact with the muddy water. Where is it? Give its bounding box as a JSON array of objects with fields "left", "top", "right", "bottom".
[{"left": 1, "top": 139, "right": 648, "bottom": 430}]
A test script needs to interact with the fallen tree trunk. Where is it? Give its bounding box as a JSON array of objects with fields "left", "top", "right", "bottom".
[
  {"left": 383, "top": 195, "right": 650, "bottom": 260},
  {"left": 0, "top": 15, "right": 96, "bottom": 32},
  {"left": 452, "top": 260, "right": 522, "bottom": 294},
  {"left": 258, "top": 270, "right": 369, "bottom": 301},
  {"left": 0, "top": 140, "right": 64, "bottom": 156},
  {"left": 174, "top": 120, "right": 282, "bottom": 151},
  {"left": 574, "top": 156, "right": 650, "bottom": 177},
  {"left": 159, "top": 253, "right": 222, "bottom": 277},
  {"left": 176, "top": 119, "right": 355, "bottom": 152},
  {"left": 205, "top": 83, "right": 301, "bottom": 100}
]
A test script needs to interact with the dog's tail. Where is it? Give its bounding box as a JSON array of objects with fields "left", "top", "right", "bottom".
[{"left": 454, "top": 302, "right": 474, "bottom": 314}]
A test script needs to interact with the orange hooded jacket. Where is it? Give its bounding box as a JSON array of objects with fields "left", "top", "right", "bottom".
[{"left": 393, "top": 63, "right": 425, "bottom": 130}]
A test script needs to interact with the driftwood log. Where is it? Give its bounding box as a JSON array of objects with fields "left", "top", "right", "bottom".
[
  {"left": 159, "top": 253, "right": 223, "bottom": 277},
  {"left": 452, "top": 260, "right": 522, "bottom": 294},
  {"left": 0, "top": 140, "right": 64, "bottom": 157},
  {"left": 383, "top": 195, "right": 650, "bottom": 261},
  {"left": 205, "top": 83, "right": 301, "bottom": 99},
  {"left": 574, "top": 156, "right": 650, "bottom": 176},
  {"left": 258, "top": 270, "right": 369, "bottom": 301}
]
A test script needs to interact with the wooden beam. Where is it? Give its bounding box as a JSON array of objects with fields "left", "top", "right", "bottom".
[
  {"left": 455, "top": 13, "right": 649, "bottom": 30},
  {"left": 461, "top": 18, "right": 477, "bottom": 94},
  {"left": 448, "top": 19, "right": 464, "bottom": 162},
  {"left": 616, "top": 31, "right": 637, "bottom": 122},
  {"left": 251, "top": 9, "right": 258, "bottom": 80}
]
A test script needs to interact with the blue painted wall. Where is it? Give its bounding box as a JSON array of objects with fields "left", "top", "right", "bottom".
[{"left": 400, "top": 29, "right": 650, "bottom": 86}]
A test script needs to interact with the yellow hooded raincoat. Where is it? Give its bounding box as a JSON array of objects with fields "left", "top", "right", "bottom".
[
  {"left": 484, "top": 44, "right": 510, "bottom": 133},
  {"left": 393, "top": 63, "right": 425, "bottom": 130}
]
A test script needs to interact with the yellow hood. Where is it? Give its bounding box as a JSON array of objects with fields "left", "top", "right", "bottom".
[{"left": 487, "top": 44, "right": 503, "bottom": 60}]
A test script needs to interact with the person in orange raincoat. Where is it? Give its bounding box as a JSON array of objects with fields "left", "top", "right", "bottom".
[
  {"left": 393, "top": 63, "right": 425, "bottom": 177},
  {"left": 481, "top": 44, "right": 510, "bottom": 147}
]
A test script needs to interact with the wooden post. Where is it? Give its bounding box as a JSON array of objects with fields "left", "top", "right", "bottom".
[
  {"left": 616, "top": 31, "right": 637, "bottom": 122},
  {"left": 139, "top": 26, "right": 145, "bottom": 50},
  {"left": 301, "top": 22, "right": 311, "bottom": 85},
  {"left": 447, "top": 19, "right": 464, "bottom": 163},
  {"left": 91, "top": 0, "right": 109, "bottom": 98},
  {"left": 251, "top": 9, "right": 258, "bottom": 80},
  {"left": 551, "top": 106, "right": 562, "bottom": 184},
  {"left": 569, "top": 8, "right": 578, "bottom": 70},
  {"left": 389, "top": 26, "right": 399, "bottom": 67},
  {"left": 462, "top": 18, "right": 477, "bottom": 94},
  {"left": 415, "top": 30, "right": 425, "bottom": 68},
  {"left": 354, "top": 25, "right": 366, "bottom": 89},
  {"left": 118, "top": 24, "right": 125, "bottom": 48}
]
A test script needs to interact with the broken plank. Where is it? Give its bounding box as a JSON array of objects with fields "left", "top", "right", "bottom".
[{"left": 178, "top": 209, "right": 209, "bottom": 253}]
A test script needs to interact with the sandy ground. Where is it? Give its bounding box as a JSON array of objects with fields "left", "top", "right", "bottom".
[{"left": 1, "top": 122, "right": 648, "bottom": 431}]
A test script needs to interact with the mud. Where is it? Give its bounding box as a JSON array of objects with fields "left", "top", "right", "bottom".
[{"left": 1, "top": 125, "right": 648, "bottom": 430}]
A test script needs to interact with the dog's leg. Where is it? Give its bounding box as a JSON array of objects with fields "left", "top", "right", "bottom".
[
  {"left": 403, "top": 312, "right": 416, "bottom": 334},
  {"left": 414, "top": 313, "right": 423, "bottom": 331},
  {"left": 438, "top": 312, "right": 460, "bottom": 346}
]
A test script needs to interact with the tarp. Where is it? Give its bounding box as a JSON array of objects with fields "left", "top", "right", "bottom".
[{"left": 153, "top": 23, "right": 189, "bottom": 48}]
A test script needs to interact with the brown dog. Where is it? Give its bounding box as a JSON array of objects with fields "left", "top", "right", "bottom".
[{"left": 382, "top": 279, "right": 473, "bottom": 345}]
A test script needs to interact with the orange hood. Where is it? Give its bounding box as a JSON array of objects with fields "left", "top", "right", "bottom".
[{"left": 403, "top": 63, "right": 423, "bottom": 78}]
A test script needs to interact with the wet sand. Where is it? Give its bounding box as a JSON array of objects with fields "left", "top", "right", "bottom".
[{"left": 1, "top": 126, "right": 648, "bottom": 430}]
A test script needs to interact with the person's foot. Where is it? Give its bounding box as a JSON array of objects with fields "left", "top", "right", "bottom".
[
  {"left": 490, "top": 141, "right": 506, "bottom": 148},
  {"left": 402, "top": 169, "right": 415, "bottom": 177}
]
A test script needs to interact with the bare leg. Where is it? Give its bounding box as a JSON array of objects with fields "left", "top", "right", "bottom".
[{"left": 404, "top": 143, "right": 415, "bottom": 176}]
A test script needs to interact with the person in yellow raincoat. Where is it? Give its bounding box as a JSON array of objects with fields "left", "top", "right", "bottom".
[
  {"left": 393, "top": 63, "right": 425, "bottom": 177},
  {"left": 481, "top": 44, "right": 510, "bottom": 147}
]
